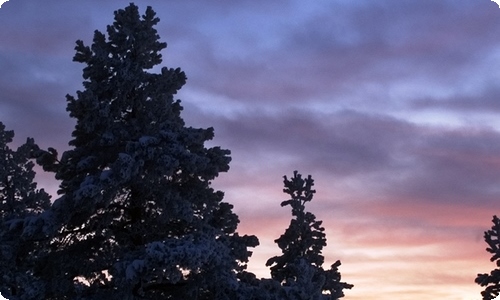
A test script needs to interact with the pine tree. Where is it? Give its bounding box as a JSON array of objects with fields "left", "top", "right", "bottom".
[
  {"left": 22, "top": 4, "right": 258, "bottom": 299},
  {"left": 476, "top": 215, "right": 500, "bottom": 300},
  {"left": 0, "top": 122, "right": 51, "bottom": 299},
  {"left": 266, "top": 171, "right": 352, "bottom": 300}
]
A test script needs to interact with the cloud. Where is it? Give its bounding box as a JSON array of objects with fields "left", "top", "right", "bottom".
[
  {"left": 1, "top": 1, "right": 499, "bottom": 298},
  {"left": 170, "top": 0, "right": 500, "bottom": 123},
  {"left": 412, "top": 86, "right": 500, "bottom": 113}
]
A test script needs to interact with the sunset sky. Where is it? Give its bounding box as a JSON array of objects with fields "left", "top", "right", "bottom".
[{"left": 1, "top": 0, "right": 500, "bottom": 299}]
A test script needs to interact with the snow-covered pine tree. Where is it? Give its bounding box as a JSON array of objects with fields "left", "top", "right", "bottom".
[
  {"left": 266, "top": 171, "right": 352, "bottom": 300},
  {"left": 23, "top": 4, "right": 258, "bottom": 299},
  {"left": 0, "top": 122, "right": 51, "bottom": 299},
  {"left": 476, "top": 215, "right": 500, "bottom": 300}
]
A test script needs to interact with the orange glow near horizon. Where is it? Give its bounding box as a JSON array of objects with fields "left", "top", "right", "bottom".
[
  {"left": 2, "top": 1, "right": 500, "bottom": 299},
  {"left": 234, "top": 193, "right": 496, "bottom": 299}
]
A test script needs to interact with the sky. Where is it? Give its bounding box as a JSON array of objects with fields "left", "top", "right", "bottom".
[{"left": 1, "top": 0, "right": 500, "bottom": 299}]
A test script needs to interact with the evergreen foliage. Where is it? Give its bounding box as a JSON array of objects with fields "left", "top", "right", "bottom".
[
  {"left": 0, "top": 122, "right": 51, "bottom": 299},
  {"left": 19, "top": 4, "right": 258, "bottom": 299},
  {"left": 266, "top": 171, "right": 352, "bottom": 299},
  {"left": 476, "top": 215, "right": 500, "bottom": 300},
  {"left": 0, "top": 4, "right": 352, "bottom": 299}
]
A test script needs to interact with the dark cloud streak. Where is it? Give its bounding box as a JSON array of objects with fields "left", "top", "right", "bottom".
[{"left": 1, "top": 1, "right": 500, "bottom": 298}]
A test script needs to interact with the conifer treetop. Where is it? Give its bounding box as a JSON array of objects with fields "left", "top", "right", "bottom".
[
  {"left": 476, "top": 215, "right": 500, "bottom": 300},
  {"left": 266, "top": 171, "right": 352, "bottom": 299},
  {"left": 19, "top": 4, "right": 257, "bottom": 298}
]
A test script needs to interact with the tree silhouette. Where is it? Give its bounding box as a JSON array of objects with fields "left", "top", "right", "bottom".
[
  {"left": 0, "top": 122, "right": 51, "bottom": 299},
  {"left": 266, "top": 171, "right": 352, "bottom": 299},
  {"left": 21, "top": 4, "right": 258, "bottom": 298},
  {"left": 476, "top": 215, "right": 500, "bottom": 300},
  {"left": 1, "top": 4, "right": 356, "bottom": 299}
]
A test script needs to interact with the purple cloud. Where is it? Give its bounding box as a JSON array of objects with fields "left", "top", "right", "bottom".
[{"left": 1, "top": 1, "right": 499, "bottom": 298}]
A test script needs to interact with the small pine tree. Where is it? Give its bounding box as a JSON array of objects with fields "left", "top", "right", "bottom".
[
  {"left": 476, "top": 215, "right": 500, "bottom": 300},
  {"left": 22, "top": 4, "right": 258, "bottom": 299},
  {"left": 0, "top": 122, "right": 51, "bottom": 299},
  {"left": 266, "top": 171, "right": 352, "bottom": 300}
]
